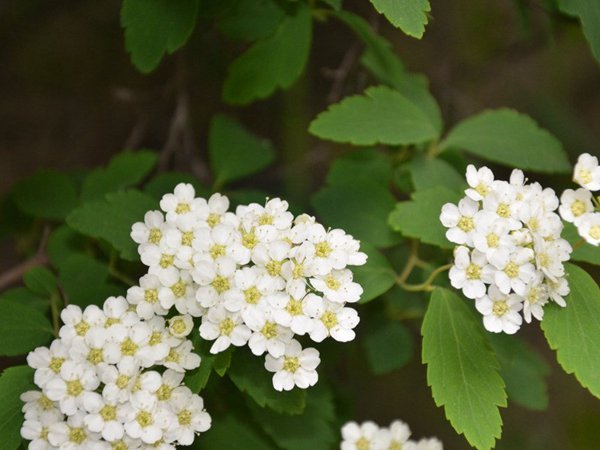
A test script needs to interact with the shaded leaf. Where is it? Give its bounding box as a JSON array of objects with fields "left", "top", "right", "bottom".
[
  {"left": 0, "top": 366, "right": 35, "bottom": 450},
  {"left": 0, "top": 299, "right": 53, "bottom": 356},
  {"left": 409, "top": 156, "right": 465, "bottom": 192},
  {"left": 369, "top": 0, "right": 431, "bottom": 38},
  {"left": 559, "top": 0, "right": 600, "bottom": 65},
  {"left": 326, "top": 148, "right": 392, "bottom": 188},
  {"left": 353, "top": 242, "right": 397, "bottom": 303},
  {"left": 23, "top": 266, "right": 57, "bottom": 297},
  {"left": 194, "top": 414, "right": 272, "bottom": 449},
  {"left": 363, "top": 319, "right": 412, "bottom": 374}
]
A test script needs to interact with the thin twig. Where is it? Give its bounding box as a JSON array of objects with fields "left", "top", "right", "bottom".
[
  {"left": 323, "top": 40, "right": 363, "bottom": 104},
  {"left": 0, "top": 226, "right": 50, "bottom": 291}
]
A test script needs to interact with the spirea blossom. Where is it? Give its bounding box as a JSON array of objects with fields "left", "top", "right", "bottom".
[
  {"left": 340, "top": 419, "right": 443, "bottom": 450},
  {"left": 560, "top": 153, "right": 600, "bottom": 246},
  {"left": 440, "top": 165, "right": 572, "bottom": 334}
]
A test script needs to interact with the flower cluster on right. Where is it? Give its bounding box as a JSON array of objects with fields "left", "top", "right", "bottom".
[
  {"left": 560, "top": 152, "right": 600, "bottom": 245},
  {"left": 440, "top": 165, "right": 572, "bottom": 334},
  {"left": 340, "top": 420, "right": 443, "bottom": 450}
]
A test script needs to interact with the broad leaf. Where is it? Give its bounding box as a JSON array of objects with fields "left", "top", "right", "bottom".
[
  {"left": 121, "top": 0, "right": 199, "bottom": 73},
  {"left": 363, "top": 319, "right": 412, "bottom": 374},
  {"left": 542, "top": 264, "right": 600, "bottom": 399},
  {"left": 488, "top": 334, "right": 550, "bottom": 411},
  {"left": 222, "top": 4, "right": 312, "bottom": 104},
  {"left": 228, "top": 349, "right": 305, "bottom": 414},
  {"left": 312, "top": 180, "right": 401, "bottom": 248},
  {"left": 423, "top": 288, "right": 507, "bottom": 450},
  {"left": 0, "top": 299, "right": 53, "bottom": 356},
  {"left": 369, "top": 0, "right": 431, "bottom": 38},
  {"left": 353, "top": 242, "right": 396, "bottom": 303},
  {"left": 194, "top": 414, "right": 272, "bottom": 449},
  {"left": 66, "top": 190, "right": 158, "bottom": 261},
  {"left": 409, "top": 156, "right": 465, "bottom": 192},
  {"left": 309, "top": 86, "right": 439, "bottom": 146},
  {"left": 12, "top": 170, "right": 78, "bottom": 221},
  {"left": 0, "top": 366, "right": 35, "bottom": 450},
  {"left": 0, "top": 288, "right": 49, "bottom": 313},
  {"left": 249, "top": 384, "right": 336, "bottom": 450},
  {"left": 563, "top": 222, "right": 600, "bottom": 266},
  {"left": 23, "top": 266, "right": 57, "bottom": 297},
  {"left": 326, "top": 149, "right": 392, "bottom": 188},
  {"left": 144, "top": 172, "right": 209, "bottom": 200},
  {"left": 559, "top": 0, "right": 600, "bottom": 65},
  {"left": 82, "top": 151, "right": 157, "bottom": 202},
  {"left": 209, "top": 115, "right": 275, "bottom": 187},
  {"left": 218, "top": 0, "right": 285, "bottom": 41},
  {"left": 184, "top": 339, "right": 232, "bottom": 393},
  {"left": 441, "top": 109, "right": 570, "bottom": 174},
  {"left": 388, "top": 186, "right": 461, "bottom": 249}
]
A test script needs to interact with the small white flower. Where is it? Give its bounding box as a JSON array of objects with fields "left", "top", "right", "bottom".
[
  {"left": 131, "top": 211, "right": 166, "bottom": 247},
  {"left": 405, "top": 437, "right": 444, "bottom": 450},
  {"left": 577, "top": 212, "right": 600, "bottom": 246},
  {"left": 163, "top": 388, "right": 211, "bottom": 445},
  {"left": 27, "top": 340, "right": 69, "bottom": 388},
  {"left": 199, "top": 306, "right": 251, "bottom": 354},
  {"left": 161, "top": 340, "right": 201, "bottom": 372},
  {"left": 573, "top": 153, "right": 600, "bottom": 191},
  {"left": 44, "top": 361, "right": 100, "bottom": 415},
  {"left": 340, "top": 421, "right": 385, "bottom": 450},
  {"left": 122, "top": 392, "right": 170, "bottom": 444},
  {"left": 449, "top": 247, "right": 493, "bottom": 299},
  {"left": 465, "top": 164, "right": 495, "bottom": 201},
  {"left": 270, "top": 293, "right": 315, "bottom": 336},
  {"left": 559, "top": 188, "right": 594, "bottom": 225},
  {"left": 82, "top": 392, "right": 124, "bottom": 441},
  {"left": 127, "top": 274, "right": 168, "bottom": 320},
  {"left": 48, "top": 412, "right": 101, "bottom": 448},
  {"left": 168, "top": 315, "right": 194, "bottom": 338},
  {"left": 490, "top": 247, "right": 535, "bottom": 296},
  {"left": 245, "top": 310, "right": 293, "bottom": 358},
  {"left": 305, "top": 298, "right": 359, "bottom": 343},
  {"left": 475, "top": 286, "right": 523, "bottom": 334},
  {"left": 310, "top": 269, "right": 363, "bottom": 304},
  {"left": 264, "top": 340, "right": 320, "bottom": 391},
  {"left": 522, "top": 273, "right": 549, "bottom": 323},
  {"left": 440, "top": 197, "right": 480, "bottom": 245},
  {"left": 378, "top": 420, "right": 411, "bottom": 450}
]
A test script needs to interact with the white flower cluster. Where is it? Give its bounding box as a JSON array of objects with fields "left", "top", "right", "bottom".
[
  {"left": 21, "top": 300, "right": 209, "bottom": 449},
  {"left": 130, "top": 184, "right": 366, "bottom": 391},
  {"left": 559, "top": 153, "right": 600, "bottom": 246},
  {"left": 440, "top": 165, "right": 572, "bottom": 334},
  {"left": 341, "top": 420, "right": 443, "bottom": 450}
]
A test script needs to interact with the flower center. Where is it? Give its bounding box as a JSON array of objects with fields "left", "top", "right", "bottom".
[
  {"left": 178, "top": 410, "right": 192, "bottom": 426},
  {"left": 156, "top": 384, "right": 173, "bottom": 401},
  {"left": 87, "top": 348, "right": 104, "bottom": 365},
  {"left": 219, "top": 317, "right": 235, "bottom": 336},
  {"left": 66, "top": 379, "right": 84, "bottom": 397},
  {"left": 465, "top": 263, "right": 481, "bottom": 280},
  {"left": 504, "top": 261, "right": 519, "bottom": 279},
  {"left": 590, "top": 226, "right": 600, "bottom": 240},
  {"left": 325, "top": 275, "right": 340, "bottom": 290},
  {"left": 75, "top": 320, "right": 90, "bottom": 336},
  {"left": 136, "top": 411, "right": 154, "bottom": 427},
  {"left": 175, "top": 203, "right": 191, "bottom": 214},
  {"left": 578, "top": 168, "right": 592, "bottom": 185},
  {"left": 258, "top": 213, "right": 273, "bottom": 225},
  {"left": 458, "top": 216, "right": 474, "bottom": 232},
  {"left": 38, "top": 395, "right": 54, "bottom": 410},
  {"left": 571, "top": 200, "right": 587, "bottom": 217},
  {"left": 49, "top": 357, "right": 65, "bottom": 373},
  {"left": 475, "top": 183, "right": 490, "bottom": 197},
  {"left": 100, "top": 405, "right": 117, "bottom": 421},
  {"left": 492, "top": 301, "right": 509, "bottom": 317},
  {"left": 283, "top": 356, "right": 300, "bottom": 373},
  {"left": 261, "top": 322, "right": 278, "bottom": 339},
  {"left": 207, "top": 213, "right": 221, "bottom": 228},
  {"left": 321, "top": 311, "right": 338, "bottom": 329},
  {"left": 389, "top": 441, "right": 403, "bottom": 450},
  {"left": 40, "top": 427, "right": 49, "bottom": 440},
  {"left": 244, "top": 286, "right": 261, "bottom": 305},
  {"left": 292, "top": 262, "right": 305, "bottom": 279},
  {"left": 286, "top": 298, "right": 303, "bottom": 316},
  {"left": 170, "top": 319, "right": 187, "bottom": 335},
  {"left": 112, "top": 442, "right": 128, "bottom": 450},
  {"left": 149, "top": 331, "right": 163, "bottom": 346},
  {"left": 242, "top": 230, "right": 258, "bottom": 249},
  {"left": 116, "top": 374, "right": 130, "bottom": 389},
  {"left": 159, "top": 254, "right": 174, "bottom": 268},
  {"left": 166, "top": 349, "right": 180, "bottom": 363},
  {"left": 210, "top": 244, "right": 226, "bottom": 259},
  {"left": 145, "top": 289, "right": 158, "bottom": 304},
  {"left": 181, "top": 231, "right": 195, "bottom": 246},
  {"left": 149, "top": 228, "right": 162, "bottom": 244},
  {"left": 266, "top": 260, "right": 282, "bottom": 277},
  {"left": 120, "top": 338, "right": 138, "bottom": 356},
  {"left": 315, "top": 241, "right": 332, "bottom": 258},
  {"left": 171, "top": 280, "right": 187, "bottom": 298},
  {"left": 356, "top": 437, "right": 371, "bottom": 450},
  {"left": 212, "top": 275, "right": 230, "bottom": 294},
  {"left": 486, "top": 233, "right": 499, "bottom": 248},
  {"left": 69, "top": 427, "right": 87, "bottom": 444},
  {"left": 496, "top": 203, "right": 511, "bottom": 218}
]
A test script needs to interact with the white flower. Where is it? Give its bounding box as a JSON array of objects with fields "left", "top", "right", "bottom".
[
  {"left": 573, "top": 153, "right": 600, "bottom": 191},
  {"left": 304, "top": 297, "right": 359, "bottom": 343},
  {"left": 48, "top": 412, "right": 102, "bottom": 448},
  {"left": 533, "top": 237, "right": 571, "bottom": 281},
  {"left": 192, "top": 257, "right": 236, "bottom": 308},
  {"left": 160, "top": 183, "right": 204, "bottom": 227},
  {"left": 449, "top": 247, "right": 493, "bottom": 299},
  {"left": 21, "top": 390, "right": 63, "bottom": 422},
  {"left": 378, "top": 420, "right": 411, "bottom": 450},
  {"left": 122, "top": 392, "right": 170, "bottom": 444},
  {"left": 522, "top": 273, "right": 549, "bottom": 323},
  {"left": 264, "top": 340, "right": 320, "bottom": 391},
  {"left": 100, "top": 359, "right": 141, "bottom": 404},
  {"left": 168, "top": 315, "right": 194, "bottom": 338},
  {"left": 21, "top": 411, "right": 63, "bottom": 450},
  {"left": 577, "top": 212, "right": 600, "bottom": 246},
  {"left": 223, "top": 267, "right": 271, "bottom": 323},
  {"left": 199, "top": 306, "right": 251, "bottom": 354},
  {"left": 82, "top": 392, "right": 124, "bottom": 442},
  {"left": 28, "top": 341, "right": 69, "bottom": 388},
  {"left": 475, "top": 286, "right": 523, "bottom": 334},
  {"left": 270, "top": 293, "right": 315, "bottom": 336},
  {"left": 161, "top": 340, "right": 201, "bottom": 372},
  {"left": 139, "top": 244, "right": 179, "bottom": 286},
  {"left": 44, "top": 361, "right": 100, "bottom": 415},
  {"left": 560, "top": 188, "right": 595, "bottom": 225},
  {"left": 340, "top": 421, "right": 385, "bottom": 450},
  {"left": 471, "top": 211, "right": 511, "bottom": 259},
  {"left": 490, "top": 247, "right": 536, "bottom": 296},
  {"left": 310, "top": 269, "right": 363, "bottom": 304},
  {"left": 163, "top": 388, "right": 211, "bottom": 445},
  {"left": 440, "top": 197, "right": 480, "bottom": 245},
  {"left": 405, "top": 438, "right": 444, "bottom": 450},
  {"left": 131, "top": 211, "right": 166, "bottom": 247},
  {"left": 59, "top": 305, "right": 105, "bottom": 343},
  {"left": 301, "top": 224, "right": 351, "bottom": 275},
  {"left": 465, "top": 164, "right": 495, "bottom": 201},
  {"left": 245, "top": 310, "right": 293, "bottom": 358},
  {"left": 547, "top": 276, "right": 569, "bottom": 307},
  {"left": 126, "top": 274, "right": 168, "bottom": 320}
]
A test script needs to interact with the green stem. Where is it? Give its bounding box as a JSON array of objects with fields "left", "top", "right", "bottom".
[
  {"left": 398, "top": 263, "right": 453, "bottom": 293},
  {"left": 572, "top": 238, "right": 586, "bottom": 252},
  {"left": 50, "top": 293, "right": 61, "bottom": 337},
  {"left": 108, "top": 252, "right": 136, "bottom": 286}
]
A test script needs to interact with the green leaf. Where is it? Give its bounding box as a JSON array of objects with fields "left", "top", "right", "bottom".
[
  {"left": 559, "top": 0, "right": 600, "bottom": 65},
  {"left": 12, "top": 170, "right": 78, "bottom": 221},
  {"left": 228, "top": 349, "right": 305, "bottom": 414},
  {"left": 0, "top": 366, "right": 35, "bottom": 450},
  {"left": 121, "top": 0, "right": 199, "bottom": 73},
  {"left": 144, "top": 172, "right": 209, "bottom": 200},
  {"left": 227, "top": 190, "right": 271, "bottom": 208},
  {"left": 326, "top": 149, "right": 392, "bottom": 188},
  {"left": 222, "top": 4, "right": 312, "bottom": 104},
  {"left": 309, "top": 86, "right": 439, "bottom": 146},
  {"left": 542, "top": 263, "right": 600, "bottom": 399},
  {"left": 81, "top": 151, "right": 157, "bottom": 202},
  {"left": 440, "top": 109, "right": 570, "bottom": 174},
  {"left": 218, "top": 0, "right": 285, "bottom": 41},
  {"left": 353, "top": 242, "right": 396, "bottom": 303},
  {"left": 193, "top": 414, "right": 272, "bottom": 450},
  {"left": 363, "top": 319, "right": 412, "bottom": 374},
  {"left": 312, "top": 180, "right": 401, "bottom": 248},
  {"left": 209, "top": 115, "right": 275, "bottom": 187},
  {"left": 58, "top": 254, "right": 121, "bottom": 307},
  {"left": 66, "top": 190, "right": 158, "bottom": 261},
  {"left": 0, "top": 288, "right": 49, "bottom": 313},
  {"left": 369, "top": 0, "right": 431, "bottom": 38},
  {"left": 184, "top": 339, "right": 233, "bottom": 393},
  {"left": 335, "top": 9, "right": 442, "bottom": 131},
  {"left": 23, "top": 266, "right": 57, "bottom": 297},
  {"left": 422, "top": 288, "right": 506, "bottom": 450},
  {"left": 388, "top": 186, "right": 461, "bottom": 249},
  {"left": 563, "top": 222, "right": 600, "bottom": 266},
  {"left": 488, "top": 334, "right": 550, "bottom": 411},
  {"left": 47, "top": 226, "right": 89, "bottom": 271},
  {"left": 0, "top": 298, "right": 53, "bottom": 356},
  {"left": 409, "top": 156, "right": 465, "bottom": 192},
  {"left": 249, "top": 384, "right": 336, "bottom": 450}
]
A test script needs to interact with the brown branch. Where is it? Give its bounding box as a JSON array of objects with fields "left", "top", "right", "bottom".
[
  {"left": 0, "top": 226, "right": 50, "bottom": 292},
  {"left": 323, "top": 40, "right": 363, "bottom": 104}
]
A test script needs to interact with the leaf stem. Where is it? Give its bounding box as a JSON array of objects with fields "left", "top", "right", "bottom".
[
  {"left": 398, "top": 264, "right": 453, "bottom": 292},
  {"left": 396, "top": 240, "right": 420, "bottom": 285},
  {"left": 572, "top": 238, "right": 586, "bottom": 252},
  {"left": 49, "top": 292, "right": 61, "bottom": 337},
  {"left": 108, "top": 252, "right": 136, "bottom": 287}
]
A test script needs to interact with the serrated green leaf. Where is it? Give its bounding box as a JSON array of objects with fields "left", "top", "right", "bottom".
[
  {"left": 218, "top": 0, "right": 285, "bottom": 41},
  {"left": 184, "top": 338, "right": 233, "bottom": 393},
  {"left": 81, "top": 151, "right": 157, "bottom": 202},
  {"left": 0, "top": 299, "right": 53, "bottom": 356},
  {"left": 363, "top": 319, "right": 412, "bottom": 374},
  {"left": 388, "top": 186, "right": 461, "bottom": 249},
  {"left": 353, "top": 242, "right": 396, "bottom": 303},
  {"left": 441, "top": 109, "right": 570, "bottom": 174},
  {"left": 193, "top": 414, "right": 272, "bottom": 450},
  {"left": 312, "top": 180, "right": 401, "bottom": 248},
  {"left": 423, "top": 288, "right": 506, "bottom": 450},
  {"left": 58, "top": 254, "right": 121, "bottom": 307},
  {"left": 0, "top": 366, "right": 35, "bottom": 450},
  {"left": 23, "top": 266, "right": 57, "bottom": 297},
  {"left": 559, "top": 0, "right": 600, "bottom": 65},
  {"left": 66, "top": 190, "right": 158, "bottom": 261},
  {"left": 488, "top": 334, "right": 550, "bottom": 411},
  {"left": 370, "top": 0, "right": 431, "bottom": 38},
  {"left": 144, "top": 173, "right": 209, "bottom": 200},
  {"left": 209, "top": 115, "right": 275, "bottom": 187},
  {"left": 409, "top": 156, "right": 466, "bottom": 192},
  {"left": 309, "top": 86, "right": 439, "bottom": 146},
  {"left": 121, "top": 0, "right": 199, "bottom": 73},
  {"left": 222, "top": 4, "right": 312, "bottom": 104},
  {"left": 47, "top": 225, "right": 89, "bottom": 272},
  {"left": 542, "top": 264, "right": 600, "bottom": 399},
  {"left": 11, "top": 170, "right": 78, "bottom": 221},
  {"left": 228, "top": 349, "right": 305, "bottom": 414},
  {"left": 326, "top": 149, "right": 392, "bottom": 188},
  {"left": 0, "top": 288, "right": 49, "bottom": 313},
  {"left": 563, "top": 222, "right": 600, "bottom": 266},
  {"left": 249, "top": 384, "right": 336, "bottom": 450}
]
